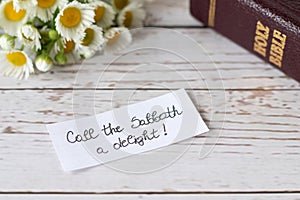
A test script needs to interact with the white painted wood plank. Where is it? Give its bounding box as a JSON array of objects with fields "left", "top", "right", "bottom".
[
  {"left": 0, "top": 90, "right": 299, "bottom": 134},
  {"left": 0, "top": 90, "right": 299, "bottom": 192},
  {"left": 1, "top": 194, "right": 300, "bottom": 200},
  {"left": 145, "top": 0, "right": 202, "bottom": 26},
  {"left": 0, "top": 132, "right": 300, "bottom": 192},
  {"left": 0, "top": 29, "right": 298, "bottom": 90}
]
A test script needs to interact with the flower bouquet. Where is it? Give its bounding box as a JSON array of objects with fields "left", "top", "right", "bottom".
[{"left": 0, "top": 0, "right": 146, "bottom": 79}]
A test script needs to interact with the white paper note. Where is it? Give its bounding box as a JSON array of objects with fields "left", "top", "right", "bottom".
[{"left": 47, "top": 89, "right": 209, "bottom": 171}]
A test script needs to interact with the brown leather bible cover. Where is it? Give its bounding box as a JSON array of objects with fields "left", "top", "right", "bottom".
[{"left": 190, "top": 0, "right": 300, "bottom": 82}]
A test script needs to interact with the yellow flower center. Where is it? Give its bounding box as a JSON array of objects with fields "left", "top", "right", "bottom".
[
  {"left": 64, "top": 40, "right": 75, "bottom": 54},
  {"left": 113, "top": 0, "right": 128, "bottom": 10},
  {"left": 107, "top": 31, "right": 120, "bottom": 45},
  {"left": 4, "top": 1, "right": 26, "bottom": 22},
  {"left": 94, "top": 6, "right": 105, "bottom": 22},
  {"left": 6, "top": 52, "right": 27, "bottom": 67},
  {"left": 123, "top": 11, "right": 133, "bottom": 27},
  {"left": 82, "top": 28, "right": 95, "bottom": 46},
  {"left": 37, "top": 0, "right": 56, "bottom": 8},
  {"left": 60, "top": 7, "right": 81, "bottom": 28}
]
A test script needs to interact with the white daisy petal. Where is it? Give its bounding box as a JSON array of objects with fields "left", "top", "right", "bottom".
[
  {"left": 92, "top": 1, "right": 115, "bottom": 28},
  {"left": 117, "top": 1, "right": 146, "bottom": 28},
  {"left": 35, "top": 54, "right": 54, "bottom": 72},
  {"left": 0, "top": 0, "right": 29, "bottom": 36},
  {"left": 104, "top": 27, "right": 132, "bottom": 54},
  {"left": 0, "top": 50, "right": 34, "bottom": 79},
  {"left": 33, "top": 0, "right": 68, "bottom": 22},
  {"left": 55, "top": 1, "right": 95, "bottom": 42},
  {"left": 0, "top": 34, "right": 15, "bottom": 50},
  {"left": 13, "top": 0, "right": 36, "bottom": 12},
  {"left": 18, "top": 24, "right": 42, "bottom": 51},
  {"left": 77, "top": 25, "right": 105, "bottom": 59}
]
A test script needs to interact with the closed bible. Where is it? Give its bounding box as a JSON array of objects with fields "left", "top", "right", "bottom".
[{"left": 190, "top": 0, "right": 300, "bottom": 82}]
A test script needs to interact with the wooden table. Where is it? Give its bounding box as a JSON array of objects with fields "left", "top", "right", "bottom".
[{"left": 1, "top": 0, "right": 300, "bottom": 199}]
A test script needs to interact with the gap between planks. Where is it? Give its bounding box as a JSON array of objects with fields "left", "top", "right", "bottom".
[
  {"left": 1, "top": 191, "right": 300, "bottom": 195},
  {"left": 0, "top": 88, "right": 299, "bottom": 91}
]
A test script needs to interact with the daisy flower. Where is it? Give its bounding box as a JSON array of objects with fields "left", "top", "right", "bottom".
[
  {"left": 0, "top": 50, "right": 34, "bottom": 79},
  {"left": 77, "top": 25, "right": 105, "bottom": 59},
  {"left": 104, "top": 27, "right": 132, "bottom": 54},
  {"left": 55, "top": 1, "right": 95, "bottom": 42},
  {"left": 0, "top": 0, "right": 28, "bottom": 36},
  {"left": 0, "top": 34, "right": 15, "bottom": 50},
  {"left": 117, "top": 2, "right": 145, "bottom": 28},
  {"left": 52, "top": 39, "right": 81, "bottom": 65},
  {"left": 34, "top": 0, "right": 67, "bottom": 22},
  {"left": 92, "top": 1, "right": 115, "bottom": 28},
  {"left": 13, "top": 0, "right": 37, "bottom": 12},
  {"left": 111, "top": 0, "right": 143, "bottom": 10},
  {"left": 18, "top": 24, "right": 41, "bottom": 51},
  {"left": 61, "top": 40, "right": 81, "bottom": 64}
]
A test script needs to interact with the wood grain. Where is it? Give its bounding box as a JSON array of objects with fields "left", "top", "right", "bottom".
[
  {"left": 145, "top": 0, "right": 202, "bottom": 27},
  {"left": 0, "top": 89, "right": 299, "bottom": 192},
  {"left": 0, "top": 29, "right": 299, "bottom": 90},
  {"left": 1, "top": 132, "right": 300, "bottom": 192},
  {"left": 1, "top": 194, "right": 300, "bottom": 200},
  {"left": 0, "top": 90, "right": 299, "bottom": 134}
]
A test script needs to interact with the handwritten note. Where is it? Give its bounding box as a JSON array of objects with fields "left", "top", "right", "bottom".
[{"left": 47, "top": 89, "right": 209, "bottom": 171}]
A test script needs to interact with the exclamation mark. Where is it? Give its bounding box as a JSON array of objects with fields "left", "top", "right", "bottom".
[{"left": 163, "top": 123, "right": 167, "bottom": 135}]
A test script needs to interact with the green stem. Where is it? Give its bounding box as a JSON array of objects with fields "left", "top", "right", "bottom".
[
  {"left": 44, "top": 40, "right": 55, "bottom": 55},
  {"left": 57, "top": 39, "right": 64, "bottom": 53},
  {"left": 19, "top": 44, "right": 25, "bottom": 51}
]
